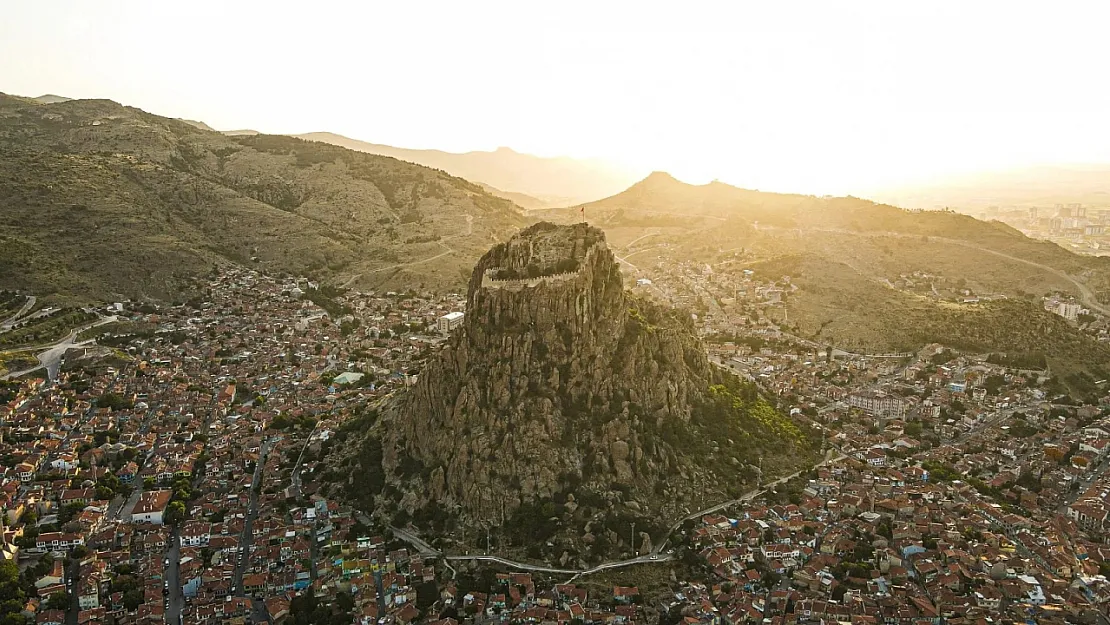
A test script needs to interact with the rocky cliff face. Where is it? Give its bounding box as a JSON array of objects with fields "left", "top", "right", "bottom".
[
  {"left": 389, "top": 222, "right": 710, "bottom": 516},
  {"left": 329, "top": 223, "right": 812, "bottom": 551}
]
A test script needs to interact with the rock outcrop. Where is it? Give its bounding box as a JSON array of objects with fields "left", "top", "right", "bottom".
[{"left": 330, "top": 222, "right": 813, "bottom": 542}]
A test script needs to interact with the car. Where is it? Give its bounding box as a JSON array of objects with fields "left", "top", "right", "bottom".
[
  {"left": 164, "top": 557, "right": 170, "bottom": 566},
  {"left": 649, "top": 554, "right": 659, "bottom": 560}
]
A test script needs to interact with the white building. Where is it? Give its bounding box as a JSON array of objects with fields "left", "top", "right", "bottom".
[
  {"left": 1057, "top": 302, "right": 1081, "bottom": 321},
  {"left": 438, "top": 311, "right": 464, "bottom": 334},
  {"left": 78, "top": 581, "right": 99, "bottom": 609},
  {"left": 1018, "top": 575, "right": 1045, "bottom": 605},
  {"left": 49, "top": 455, "right": 77, "bottom": 472},
  {"left": 847, "top": 390, "right": 907, "bottom": 419},
  {"left": 131, "top": 490, "right": 171, "bottom": 525},
  {"left": 34, "top": 532, "right": 85, "bottom": 553},
  {"left": 181, "top": 521, "right": 211, "bottom": 547}
]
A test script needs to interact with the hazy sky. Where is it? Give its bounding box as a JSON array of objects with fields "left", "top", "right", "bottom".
[{"left": 3, "top": 1, "right": 1109, "bottom": 195}]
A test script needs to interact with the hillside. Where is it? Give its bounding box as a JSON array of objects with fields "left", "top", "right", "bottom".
[
  {"left": 0, "top": 94, "right": 526, "bottom": 301},
  {"left": 475, "top": 182, "right": 546, "bottom": 210},
  {"left": 539, "top": 173, "right": 1110, "bottom": 398},
  {"left": 294, "top": 131, "right": 642, "bottom": 206},
  {"left": 747, "top": 254, "right": 1110, "bottom": 399},
  {"left": 178, "top": 118, "right": 216, "bottom": 132},
  {"left": 558, "top": 172, "right": 1110, "bottom": 304},
  {"left": 323, "top": 223, "right": 815, "bottom": 563}
]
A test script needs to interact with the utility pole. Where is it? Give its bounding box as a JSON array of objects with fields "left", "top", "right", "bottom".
[{"left": 631, "top": 522, "right": 636, "bottom": 556}]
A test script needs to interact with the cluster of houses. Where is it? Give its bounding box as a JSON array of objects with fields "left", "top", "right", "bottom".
[
  {"left": 670, "top": 446, "right": 1110, "bottom": 625},
  {"left": 1, "top": 267, "right": 472, "bottom": 624},
  {"left": 7, "top": 257, "right": 1110, "bottom": 625}
]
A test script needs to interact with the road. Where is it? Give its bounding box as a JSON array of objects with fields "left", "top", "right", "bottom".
[
  {"left": 389, "top": 522, "right": 438, "bottom": 556},
  {"left": 373, "top": 514, "right": 679, "bottom": 577},
  {"left": 1, "top": 315, "right": 117, "bottom": 380},
  {"left": 439, "top": 551, "right": 675, "bottom": 580},
  {"left": 354, "top": 512, "right": 439, "bottom": 558},
  {"left": 621, "top": 231, "right": 661, "bottom": 250},
  {"left": 441, "top": 555, "right": 575, "bottom": 575},
  {"left": 289, "top": 421, "right": 321, "bottom": 500},
  {"left": 652, "top": 450, "right": 847, "bottom": 555},
  {"left": 357, "top": 214, "right": 475, "bottom": 280},
  {"left": 65, "top": 557, "right": 79, "bottom": 625},
  {"left": 166, "top": 533, "right": 183, "bottom": 623},
  {"left": 116, "top": 486, "right": 145, "bottom": 522},
  {"left": 376, "top": 449, "right": 845, "bottom": 580},
  {"left": 1063, "top": 455, "right": 1110, "bottom": 511},
  {"left": 232, "top": 439, "right": 271, "bottom": 593},
  {"left": 0, "top": 295, "right": 36, "bottom": 331}
]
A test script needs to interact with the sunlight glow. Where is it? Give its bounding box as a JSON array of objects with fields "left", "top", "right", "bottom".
[{"left": 2, "top": 1, "right": 1109, "bottom": 196}]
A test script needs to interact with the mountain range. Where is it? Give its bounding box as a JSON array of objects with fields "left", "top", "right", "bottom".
[
  {"left": 292, "top": 131, "right": 643, "bottom": 207},
  {"left": 5, "top": 93, "right": 1110, "bottom": 397},
  {"left": 172, "top": 121, "right": 642, "bottom": 207},
  {"left": 0, "top": 93, "right": 524, "bottom": 300}
]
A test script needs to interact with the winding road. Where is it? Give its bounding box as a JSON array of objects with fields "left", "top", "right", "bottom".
[
  {"left": 348, "top": 214, "right": 475, "bottom": 283},
  {"left": 376, "top": 443, "right": 844, "bottom": 579},
  {"left": 1, "top": 315, "right": 117, "bottom": 380},
  {"left": 652, "top": 449, "right": 847, "bottom": 555},
  {"left": 0, "top": 295, "right": 36, "bottom": 332}
]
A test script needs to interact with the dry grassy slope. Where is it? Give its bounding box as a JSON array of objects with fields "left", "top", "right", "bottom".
[
  {"left": 563, "top": 172, "right": 1110, "bottom": 301},
  {"left": 0, "top": 94, "right": 526, "bottom": 301},
  {"left": 541, "top": 172, "right": 1110, "bottom": 399},
  {"left": 749, "top": 254, "right": 1110, "bottom": 398}
]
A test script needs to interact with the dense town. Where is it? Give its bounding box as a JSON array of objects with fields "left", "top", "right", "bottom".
[
  {"left": 970, "top": 204, "right": 1110, "bottom": 259},
  {"left": 3, "top": 262, "right": 1110, "bottom": 625}
]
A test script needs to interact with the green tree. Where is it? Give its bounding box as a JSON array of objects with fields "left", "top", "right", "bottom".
[
  {"left": 0, "top": 559, "right": 27, "bottom": 625},
  {"left": 164, "top": 501, "right": 186, "bottom": 526},
  {"left": 46, "top": 592, "right": 69, "bottom": 611},
  {"left": 123, "top": 589, "right": 143, "bottom": 610}
]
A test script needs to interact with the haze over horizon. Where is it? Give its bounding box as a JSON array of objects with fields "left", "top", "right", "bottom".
[{"left": 4, "top": 0, "right": 1110, "bottom": 198}]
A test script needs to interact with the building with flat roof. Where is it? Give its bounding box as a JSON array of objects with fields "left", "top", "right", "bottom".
[{"left": 438, "top": 311, "right": 464, "bottom": 335}]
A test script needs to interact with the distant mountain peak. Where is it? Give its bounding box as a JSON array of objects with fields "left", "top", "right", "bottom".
[
  {"left": 626, "top": 171, "right": 689, "bottom": 192},
  {"left": 178, "top": 119, "right": 215, "bottom": 132},
  {"left": 33, "top": 94, "right": 72, "bottom": 104},
  {"left": 642, "top": 170, "right": 681, "bottom": 183}
]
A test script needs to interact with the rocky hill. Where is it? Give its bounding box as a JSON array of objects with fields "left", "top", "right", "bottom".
[
  {"left": 0, "top": 94, "right": 525, "bottom": 301},
  {"left": 324, "top": 223, "right": 815, "bottom": 562}
]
